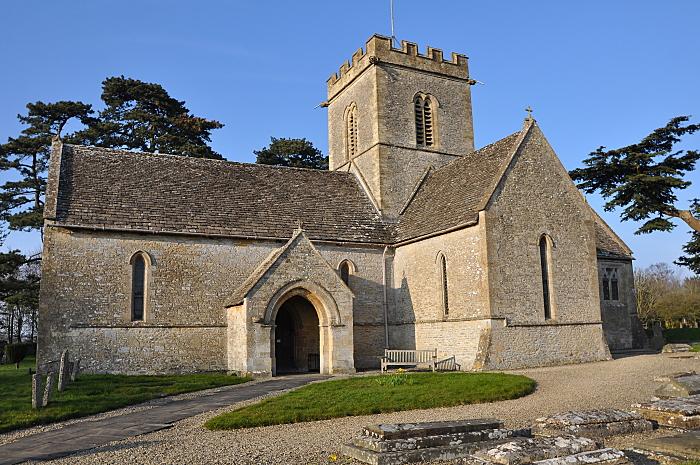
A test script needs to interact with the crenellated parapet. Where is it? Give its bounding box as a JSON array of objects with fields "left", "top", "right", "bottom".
[{"left": 327, "top": 34, "right": 469, "bottom": 99}]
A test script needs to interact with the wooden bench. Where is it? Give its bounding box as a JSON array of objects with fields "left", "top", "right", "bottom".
[{"left": 380, "top": 349, "right": 437, "bottom": 373}]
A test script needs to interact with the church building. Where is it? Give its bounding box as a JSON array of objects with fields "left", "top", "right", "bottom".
[{"left": 37, "top": 35, "right": 647, "bottom": 375}]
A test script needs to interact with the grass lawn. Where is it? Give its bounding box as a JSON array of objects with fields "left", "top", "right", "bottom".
[
  {"left": 0, "top": 357, "right": 250, "bottom": 433},
  {"left": 663, "top": 328, "right": 700, "bottom": 343},
  {"left": 691, "top": 343, "right": 700, "bottom": 352},
  {"left": 205, "top": 371, "right": 536, "bottom": 430}
]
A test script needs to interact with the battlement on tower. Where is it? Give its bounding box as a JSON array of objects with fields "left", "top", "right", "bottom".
[{"left": 327, "top": 34, "right": 469, "bottom": 100}]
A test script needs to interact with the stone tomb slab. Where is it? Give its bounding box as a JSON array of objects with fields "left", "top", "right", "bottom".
[
  {"left": 632, "top": 395, "right": 700, "bottom": 429},
  {"left": 633, "top": 430, "right": 700, "bottom": 460},
  {"left": 472, "top": 436, "right": 601, "bottom": 465},
  {"left": 342, "top": 419, "right": 515, "bottom": 465},
  {"left": 353, "top": 428, "right": 520, "bottom": 453},
  {"left": 533, "top": 448, "right": 630, "bottom": 465},
  {"left": 361, "top": 418, "right": 502, "bottom": 440},
  {"left": 655, "top": 374, "right": 700, "bottom": 398},
  {"left": 531, "top": 409, "right": 653, "bottom": 438}
]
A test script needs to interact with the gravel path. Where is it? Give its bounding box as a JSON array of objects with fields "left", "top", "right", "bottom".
[{"left": 20, "top": 353, "right": 700, "bottom": 465}]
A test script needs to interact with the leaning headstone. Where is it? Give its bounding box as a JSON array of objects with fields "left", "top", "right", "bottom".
[
  {"left": 70, "top": 358, "right": 80, "bottom": 382},
  {"left": 43, "top": 372, "right": 56, "bottom": 406},
  {"left": 633, "top": 395, "right": 700, "bottom": 429},
  {"left": 32, "top": 373, "right": 43, "bottom": 409},
  {"left": 531, "top": 409, "right": 653, "bottom": 438},
  {"left": 632, "top": 430, "right": 700, "bottom": 460},
  {"left": 57, "top": 349, "right": 69, "bottom": 391},
  {"left": 662, "top": 343, "right": 693, "bottom": 353},
  {"left": 656, "top": 373, "right": 700, "bottom": 398}
]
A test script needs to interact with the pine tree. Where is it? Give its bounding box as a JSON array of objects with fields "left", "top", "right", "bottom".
[
  {"left": 75, "top": 76, "right": 224, "bottom": 159},
  {"left": 254, "top": 137, "right": 328, "bottom": 170}
]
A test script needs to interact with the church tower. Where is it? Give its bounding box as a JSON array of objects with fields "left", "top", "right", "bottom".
[{"left": 326, "top": 35, "right": 475, "bottom": 219}]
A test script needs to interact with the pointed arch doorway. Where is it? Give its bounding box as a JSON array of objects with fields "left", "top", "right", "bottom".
[{"left": 273, "top": 295, "right": 320, "bottom": 374}]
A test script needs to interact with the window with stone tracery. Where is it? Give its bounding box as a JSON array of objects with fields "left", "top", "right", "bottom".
[{"left": 602, "top": 267, "right": 620, "bottom": 301}]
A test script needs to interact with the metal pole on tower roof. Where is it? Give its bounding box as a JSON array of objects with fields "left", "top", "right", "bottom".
[{"left": 390, "top": 0, "right": 398, "bottom": 46}]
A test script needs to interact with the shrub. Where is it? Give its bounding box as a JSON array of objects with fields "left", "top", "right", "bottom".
[{"left": 4, "top": 343, "right": 33, "bottom": 369}]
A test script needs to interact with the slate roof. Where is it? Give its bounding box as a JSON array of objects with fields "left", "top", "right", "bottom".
[
  {"left": 52, "top": 145, "right": 391, "bottom": 243},
  {"left": 50, "top": 133, "right": 631, "bottom": 258}
]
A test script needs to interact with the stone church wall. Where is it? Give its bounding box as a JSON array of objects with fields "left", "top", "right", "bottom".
[
  {"left": 314, "top": 243, "right": 386, "bottom": 369},
  {"left": 38, "top": 227, "right": 281, "bottom": 374},
  {"left": 38, "top": 226, "right": 388, "bottom": 374},
  {"left": 597, "top": 257, "right": 646, "bottom": 351},
  {"left": 482, "top": 125, "right": 610, "bottom": 369},
  {"left": 390, "top": 224, "right": 491, "bottom": 369}
]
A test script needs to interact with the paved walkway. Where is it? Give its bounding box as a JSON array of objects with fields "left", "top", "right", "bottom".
[{"left": 0, "top": 374, "right": 328, "bottom": 465}]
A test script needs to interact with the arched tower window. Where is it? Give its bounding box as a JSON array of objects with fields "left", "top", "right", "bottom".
[
  {"left": 414, "top": 94, "right": 437, "bottom": 147},
  {"left": 130, "top": 252, "right": 149, "bottom": 321},
  {"left": 344, "top": 103, "right": 358, "bottom": 161},
  {"left": 539, "top": 235, "right": 555, "bottom": 320},
  {"left": 438, "top": 253, "right": 449, "bottom": 316}
]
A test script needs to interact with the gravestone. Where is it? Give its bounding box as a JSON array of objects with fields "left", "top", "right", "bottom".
[
  {"left": 31, "top": 373, "right": 43, "bottom": 409},
  {"left": 632, "top": 395, "right": 700, "bottom": 429},
  {"left": 43, "top": 372, "right": 56, "bottom": 406},
  {"left": 341, "top": 419, "right": 630, "bottom": 465},
  {"left": 473, "top": 436, "right": 629, "bottom": 465},
  {"left": 656, "top": 373, "right": 700, "bottom": 398},
  {"left": 70, "top": 358, "right": 80, "bottom": 381},
  {"left": 57, "top": 349, "right": 69, "bottom": 392},
  {"left": 342, "top": 419, "right": 521, "bottom": 465},
  {"left": 633, "top": 430, "right": 700, "bottom": 460},
  {"left": 531, "top": 409, "right": 653, "bottom": 438},
  {"left": 662, "top": 343, "right": 693, "bottom": 353}
]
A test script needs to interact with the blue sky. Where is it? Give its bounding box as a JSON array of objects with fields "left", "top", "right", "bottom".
[{"left": 1, "top": 1, "right": 699, "bottom": 271}]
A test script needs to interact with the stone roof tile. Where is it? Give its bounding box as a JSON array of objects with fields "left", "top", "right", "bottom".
[{"left": 54, "top": 145, "right": 391, "bottom": 243}]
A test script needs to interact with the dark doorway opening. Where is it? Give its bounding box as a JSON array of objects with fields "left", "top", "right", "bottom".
[{"left": 274, "top": 296, "right": 320, "bottom": 374}]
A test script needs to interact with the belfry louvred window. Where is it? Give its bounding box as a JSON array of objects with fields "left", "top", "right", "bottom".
[
  {"left": 345, "top": 103, "right": 358, "bottom": 160},
  {"left": 415, "top": 95, "right": 435, "bottom": 147}
]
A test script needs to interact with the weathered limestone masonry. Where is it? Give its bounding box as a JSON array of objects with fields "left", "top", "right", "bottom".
[
  {"left": 327, "top": 34, "right": 475, "bottom": 219},
  {"left": 38, "top": 34, "right": 646, "bottom": 375},
  {"left": 481, "top": 124, "right": 611, "bottom": 368}
]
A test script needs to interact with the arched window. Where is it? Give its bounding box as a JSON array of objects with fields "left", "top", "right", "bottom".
[
  {"left": 339, "top": 261, "right": 350, "bottom": 285},
  {"left": 130, "top": 253, "right": 148, "bottom": 321},
  {"left": 344, "top": 103, "right": 358, "bottom": 161},
  {"left": 539, "top": 235, "right": 554, "bottom": 320},
  {"left": 338, "top": 259, "right": 355, "bottom": 287},
  {"left": 414, "top": 94, "right": 436, "bottom": 147},
  {"left": 438, "top": 253, "right": 449, "bottom": 316}
]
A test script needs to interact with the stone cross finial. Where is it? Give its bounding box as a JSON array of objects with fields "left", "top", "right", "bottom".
[{"left": 525, "top": 106, "right": 534, "bottom": 121}]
